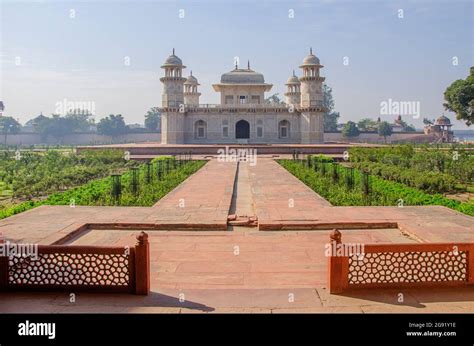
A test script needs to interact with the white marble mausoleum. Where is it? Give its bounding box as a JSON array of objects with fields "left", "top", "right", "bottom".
[{"left": 158, "top": 49, "right": 327, "bottom": 144}]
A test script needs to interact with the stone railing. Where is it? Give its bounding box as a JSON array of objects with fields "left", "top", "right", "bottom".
[
  {"left": 198, "top": 103, "right": 290, "bottom": 109},
  {"left": 327, "top": 230, "right": 474, "bottom": 294},
  {"left": 0, "top": 232, "right": 150, "bottom": 295},
  {"left": 160, "top": 101, "right": 324, "bottom": 110}
]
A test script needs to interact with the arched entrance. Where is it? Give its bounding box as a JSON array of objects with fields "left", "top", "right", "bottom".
[{"left": 235, "top": 120, "right": 250, "bottom": 139}]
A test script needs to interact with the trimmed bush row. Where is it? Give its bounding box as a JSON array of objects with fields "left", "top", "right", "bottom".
[
  {"left": 0, "top": 149, "right": 138, "bottom": 199},
  {"left": 348, "top": 145, "right": 473, "bottom": 193},
  {"left": 0, "top": 158, "right": 206, "bottom": 220},
  {"left": 278, "top": 159, "right": 474, "bottom": 217},
  {"left": 352, "top": 161, "right": 457, "bottom": 193}
]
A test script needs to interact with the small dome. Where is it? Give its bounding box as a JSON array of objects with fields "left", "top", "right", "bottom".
[
  {"left": 435, "top": 115, "right": 451, "bottom": 125},
  {"left": 302, "top": 54, "right": 320, "bottom": 65},
  {"left": 161, "top": 49, "right": 185, "bottom": 67},
  {"left": 300, "top": 48, "right": 321, "bottom": 66},
  {"left": 184, "top": 73, "right": 198, "bottom": 85},
  {"left": 163, "top": 55, "right": 182, "bottom": 66},
  {"left": 286, "top": 71, "right": 300, "bottom": 84},
  {"left": 220, "top": 68, "right": 265, "bottom": 84}
]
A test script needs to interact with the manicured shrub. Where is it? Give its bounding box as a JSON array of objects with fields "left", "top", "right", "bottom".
[{"left": 278, "top": 159, "right": 474, "bottom": 217}]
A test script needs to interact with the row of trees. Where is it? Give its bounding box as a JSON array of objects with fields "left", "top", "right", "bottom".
[
  {"left": 268, "top": 66, "right": 473, "bottom": 131},
  {"left": 0, "top": 108, "right": 162, "bottom": 144},
  {"left": 342, "top": 120, "right": 394, "bottom": 142},
  {"left": 357, "top": 118, "right": 415, "bottom": 132}
]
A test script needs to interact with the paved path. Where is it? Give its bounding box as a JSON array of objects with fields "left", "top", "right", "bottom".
[
  {"left": 149, "top": 160, "right": 236, "bottom": 228},
  {"left": 248, "top": 159, "right": 474, "bottom": 243},
  {"left": 249, "top": 158, "right": 331, "bottom": 223},
  {"left": 0, "top": 160, "right": 237, "bottom": 243},
  {"left": 1, "top": 158, "right": 472, "bottom": 244}
]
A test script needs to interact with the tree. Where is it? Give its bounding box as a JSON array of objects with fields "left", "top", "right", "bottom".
[
  {"left": 65, "top": 109, "right": 94, "bottom": 132},
  {"left": 265, "top": 93, "right": 285, "bottom": 105},
  {"left": 323, "top": 84, "right": 340, "bottom": 131},
  {"left": 35, "top": 114, "right": 75, "bottom": 143},
  {"left": 25, "top": 113, "right": 48, "bottom": 131},
  {"left": 97, "top": 114, "right": 128, "bottom": 137},
  {"left": 144, "top": 107, "right": 161, "bottom": 132},
  {"left": 423, "top": 118, "right": 434, "bottom": 125},
  {"left": 357, "top": 118, "right": 378, "bottom": 132},
  {"left": 342, "top": 121, "right": 360, "bottom": 139},
  {"left": 0, "top": 116, "right": 21, "bottom": 147},
  {"left": 378, "top": 121, "right": 393, "bottom": 143},
  {"left": 443, "top": 66, "right": 474, "bottom": 126}
]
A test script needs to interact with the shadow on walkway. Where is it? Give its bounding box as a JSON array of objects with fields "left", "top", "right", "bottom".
[
  {"left": 336, "top": 286, "right": 474, "bottom": 309},
  {"left": 143, "top": 291, "right": 214, "bottom": 312},
  {"left": 0, "top": 291, "right": 215, "bottom": 313}
]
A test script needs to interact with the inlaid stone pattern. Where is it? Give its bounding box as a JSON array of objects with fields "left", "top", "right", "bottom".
[
  {"left": 348, "top": 251, "right": 468, "bottom": 285},
  {"left": 8, "top": 253, "right": 130, "bottom": 286}
]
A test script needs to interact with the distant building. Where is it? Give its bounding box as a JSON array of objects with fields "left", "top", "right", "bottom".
[
  {"left": 423, "top": 115, "right": 454, "bottom": 143},
  {"left": 0, "top": 101, "right": 4, "bottom": 115},
  {"left": 391, "top": 115, "right": 405, "bottom": 132}
]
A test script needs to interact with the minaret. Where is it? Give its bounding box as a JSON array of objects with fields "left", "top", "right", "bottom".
[
  {"left": 298, "top": 48, "right": 325, "bottom": 143},
  {"left": 160, "top": 48, "right": 186, "bottom": 108},
  {"left": 159, "top": 49, "right": 186, "bottom": 144},
  {"left": 284, "top": 70, "right": 301, "bottom": 106},
  {"left": 183, "top": 71, "right": 201, "bottom": 106},
  {"left": 299, "top": 47, "right": 324, "bottom": 108}
]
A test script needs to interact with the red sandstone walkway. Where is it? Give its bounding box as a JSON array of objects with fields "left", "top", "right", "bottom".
[
  {"left": 2, "top": 228, "right": 474, "bottom": 313},
  {"left": 0, "top": 158, "right": 473, "bottom": 313},
  {"left": 249, "top": 159, "right": 474, "bottom": 243},
  {"left": 1, "top": 158, "right": 472, "bottom": 244},
  {"left": 248, "top": 159, "right": 331, "bottom": 223},
  {"left": 0, "top": 160, "right": 237, "bottom": 244},
  {"left": 148, "top": 160, "right": 236, "bottom": 228}
]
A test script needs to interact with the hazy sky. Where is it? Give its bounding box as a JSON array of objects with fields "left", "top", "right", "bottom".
[{"left": 0, "top": 0, "right": 473, "bottom": 129}]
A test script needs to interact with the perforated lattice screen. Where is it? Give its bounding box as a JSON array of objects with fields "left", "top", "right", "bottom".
[
  {"left": 9, "top": 252, "right": 130, "bottom": 287},
  {"left": 348, "top": 251, "right": 468, "bottom": 285}
]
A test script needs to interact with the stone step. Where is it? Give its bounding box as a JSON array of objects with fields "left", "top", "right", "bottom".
[{"left": 227, "top": 214, "right": 258, "bottom": 227}]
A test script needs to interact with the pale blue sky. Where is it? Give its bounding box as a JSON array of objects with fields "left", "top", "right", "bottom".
[{"left": 0, "top": 0, "right": 473, "bottom": 129}]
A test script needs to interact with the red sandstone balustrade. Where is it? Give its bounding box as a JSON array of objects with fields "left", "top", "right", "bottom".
[
  {"left": 134, "top": 231, "right": 150, "bottom": 295},
  {"left": 328, "top": 229, "right": 474, "bottom": 294},
  {"left": 0, "top": 231, "right": 150, "bottom": 295}
]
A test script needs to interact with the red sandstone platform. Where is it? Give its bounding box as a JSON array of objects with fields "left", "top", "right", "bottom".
[
  {"left": 0, "top": 158, "right": 473, "bottom": 313},
  {"left": 2, "top": 228, "right": 474, "bottom": 313},
  {"left": 76, "top": 142, "right": 381, "bottom": 156}
]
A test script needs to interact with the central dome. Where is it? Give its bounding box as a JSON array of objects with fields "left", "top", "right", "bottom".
[{"left": 220, "top": 68, "right": 265, "bottom": 84}]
